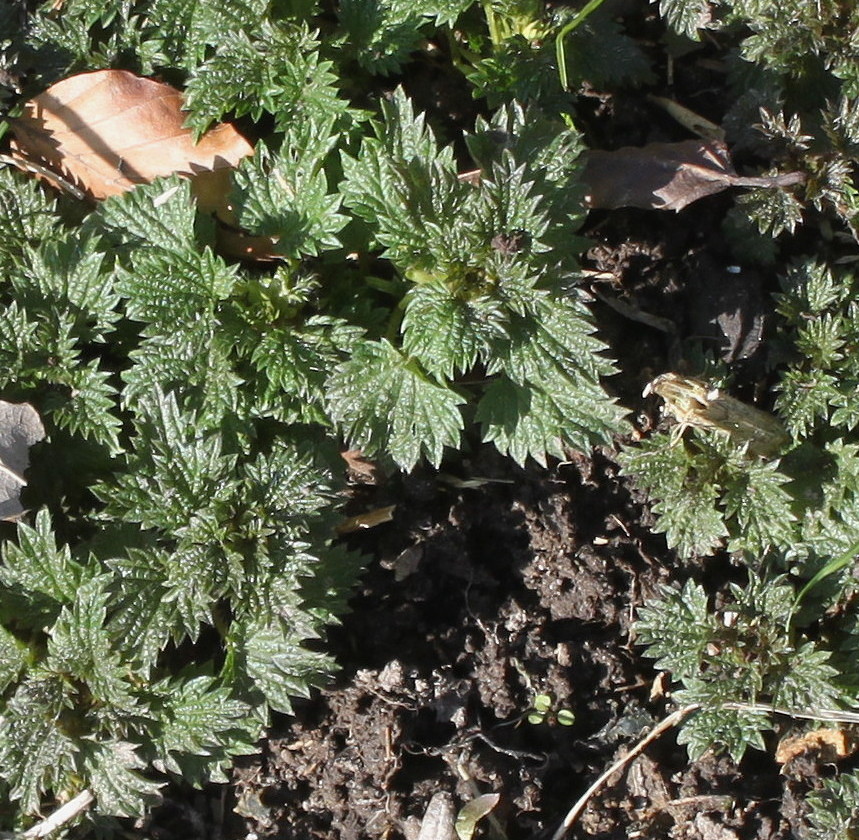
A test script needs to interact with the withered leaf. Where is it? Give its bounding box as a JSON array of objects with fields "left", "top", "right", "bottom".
[
  {"left": 417, "top": 792, "right": 456, "bottom": 840},
  {"left": 582, "top": 140, "right": 804, "bottom": 211},
  {"left": 9, "top": 69, "right": 279, "bottom": 257},
  {"left": 11, "top": 69, "right": 253, "bottom": 213},
  {"left": 775, "top": 728, "right": 854, "bottom": 765},
  {"left": 0, "top": 401, "right": 45, "bottom": 522}
]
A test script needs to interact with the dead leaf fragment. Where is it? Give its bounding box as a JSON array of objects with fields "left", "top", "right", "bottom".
[
  {"left": 10, "top": 69, "right": 252, "bottom": 216},
  {"left": 336, "top": 504, "right": 396, "bottom": 534},
  {"left": 0, "top": 401, "right": 45, "bottom": 521},
  {"left": 454, "top": 794, "right": 500, "bottom": 840},
  {"left": 341, "top": 448, "right": 381, "bottom": 483},
  {"left": 775, "top": 728, "right": 854, "bottom": 765},
  {"left": 582, "top": 140, "right": 804, "bottom": 211},
  {"left": 646, "top": 372, "right": 789, "bottom": 458},
  {"left": 417, "top": 792, "right": 456, "bottom": 840}
]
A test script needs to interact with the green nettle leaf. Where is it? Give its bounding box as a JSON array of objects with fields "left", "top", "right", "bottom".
[
  {"left": 231, "top": 120, "right": 348, "bottom": 258},
  {"left": 0, "top": 676, "right": 78, "bottom": 815},
  {"left": 401, "top": 281, "right": 508, "bottom": 380},
  {"left": 735, "top": 184, "right": 804, "bottom": 237},
  {"left": 674, "top": 683, "right": 770, "bottom": 762},
  {"left": 721, "top": 457, "right": 795, "bottom": 554},
  {"left": 150, "top": 675, "right": 255, "bottom": 779},
  {"left": 122, "top": 329, "right": 242, "bottom": 425},
  {"left": 117, "top": 246, "right": 237, "bottom": 330},
  {"left": 106, "top": 547, "right": 181, "bottom": 671},
  {"left": 417, "top": 0, "right": 474, "bottom": 26},
  {"left": 635, "top": 581, "right": 715, "bottom": 679},
  {"left": 163, "top": 540, "right": 236, "bottom": 638},
  {"left": 336, "top": 0, "right": 472, "bottom": 73},
  {"left": 806, "top": 771, "right": 859, "bottom": 840},
  {"left": 183, "top": 21, "right": 350, "bottom": 137},
  {"left": 0, "top": 509, "right": 90, "bottom": 613},
  {"left": 620, "top": 433, "right": 729, "bottom": 557},
  {"left": 469, "top": 155, "right": 550, "bottom": 255},
  {"left": 327, "top": 339, "right": 465, "bottom": 469},
  {"left": 478, "top": 372, "right": 623, "bottom": 466},
  {"left": 337, "top": 0, "right": 425, "bottom": 75},
  {"left": 81, "top": 740, "right": 163, "bottom": 817},
  {"left": 662, "top": 486, "right": 726, "bottom": 557},
  {"left": 775, "top": 260, "right": 845, "bottom": 319},
  {"left": 0, "top": 625, "right": 28, "bottom": 694},
  {"left": 658, "top": 0, "right": 711, "bottom": 40},
  {"left": 0, "top": 168, "right": 60, "bottom": 272},
  {"left": 102, "top": 390, "right": 237, "bottom": 532},
  {"left": 240, "top": 615, "right": 335, "bottom": 714},
  {"left": 144, "top": 0, "right": 269, "bottom": 68},
  {"left": 46, "top": 574, "right": 139, "bottom": 712},
  {"left": 260, "top": 318, "right": 361, "bottom": 399},
  {"left": 0, "top": 303, "right": 39, "bottom": 390},
  {"left": 49, "top": 359, "right": 123, "bottom": 454},
  {"left": 17, "top": 234, "right": 119, "bottom": 342},
  {"left": 340, "top": 86, "right": 468, "bottom": 270},
  {"left": 91, "top": 177, "right": 197, "bottom": 252},
  {"left": 776, "top": 367, "right": 839, "bottom": 438}
]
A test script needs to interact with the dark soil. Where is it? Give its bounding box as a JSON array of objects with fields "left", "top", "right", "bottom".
[
  {"left": 145, "top": 436, "right": 819, "bottom": 840},
  {"left": 137, "top": 7, "right": 838, "bottom": 840}
]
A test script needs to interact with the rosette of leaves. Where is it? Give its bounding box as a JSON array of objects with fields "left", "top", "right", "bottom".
[
  {"left": 637, "top": 574, "right": 851, "bottom": 762},
  {"left": 331, "top": 89, "right": 628, "bottom": 468}
]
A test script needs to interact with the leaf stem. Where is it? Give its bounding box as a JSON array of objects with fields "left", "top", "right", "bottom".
[{"left": 555, "top": 0, "right": 609, "bottom": 91}]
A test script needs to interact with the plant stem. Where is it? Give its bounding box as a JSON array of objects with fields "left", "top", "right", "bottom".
[{"left": 555, "top": 0, "right": 609, "bottom": 91}]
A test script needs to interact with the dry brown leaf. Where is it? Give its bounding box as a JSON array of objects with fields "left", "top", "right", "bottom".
[
  {"left": 775, "top": 728, "right": 854, "bottom": 765},
  {"left": 0, "top": 401, "right": 46, "bottom": 522},
  {"left": 582, "top": 140, "right": 804, "bottom": 211},
  {"left": 340, "top": 448, "right": 381, "bottom": 483},
  {"left": 10, "top": 70, "right": 276, "bottom": 258},
  {"left": 416, "top": 792, "right": 456, "bottom": 840},
  {"left": 11, "top": 70, "right": 251, "bottom": 206}
]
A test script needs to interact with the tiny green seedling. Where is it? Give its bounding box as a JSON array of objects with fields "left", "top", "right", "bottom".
[{"left": 527, "top": 693, "right": 576, "bottom": 727}]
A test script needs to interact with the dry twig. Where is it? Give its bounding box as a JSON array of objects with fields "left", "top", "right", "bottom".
[
  {"left": 549, "top": 704, "right": 701, "bottom": 840},
  {"left": 22, "top": 790, "right": 94, "bottom": 839}
]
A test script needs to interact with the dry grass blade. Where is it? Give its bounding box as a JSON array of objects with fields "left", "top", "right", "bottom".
[{"left": 19, "top": 790, "right": 94, "bottom": 838}]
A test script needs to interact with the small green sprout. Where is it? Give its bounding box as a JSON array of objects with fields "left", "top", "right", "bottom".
[{"left": 527, "top": 693, "right": 575, "bottom": 726}]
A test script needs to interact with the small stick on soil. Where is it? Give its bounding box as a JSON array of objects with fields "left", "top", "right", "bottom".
[
  {"left": 22, "top": 789, "right": 95, "bottom": 838},
  {"left": 549, "top": 703, "right": 701, "bottom": 840}
]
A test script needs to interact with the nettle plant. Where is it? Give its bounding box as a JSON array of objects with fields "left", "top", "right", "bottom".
[
  {"left": 615, "top": 1, "right": 859, "bottom": 770},
  {"left": 0, "top": 169, "right": 367, "bottom": 824},
  {"left": 625, "top": 260, "right": 859, "bottom": 762},
  {"left": 0, "top": 0, "right": 630, "bottom": 829},
  {"left": 660, "top": 0, "right": 859, "bottom": 247}
]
